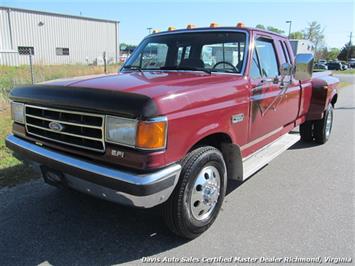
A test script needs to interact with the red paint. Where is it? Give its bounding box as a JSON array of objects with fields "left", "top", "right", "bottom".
[{"left": 44, "top": 28, "right": 339, "bottom": 170}]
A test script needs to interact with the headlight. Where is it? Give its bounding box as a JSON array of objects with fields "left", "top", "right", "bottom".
[
  {"left": 105, "top": 115, "right": 167, "bottom": 150},
  {"left": 11, "top": 102, "right": 25, "bottom": 124},
  {"left": 105, "top": 116, "right": 137, "bottom": 146}
]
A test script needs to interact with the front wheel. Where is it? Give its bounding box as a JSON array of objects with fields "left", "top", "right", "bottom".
[
  {"left": 162, "top": 146, "right": 227, "bottom": 239},
  {"left": 314, "top": 105, "right": 334, "bottom": 144}
]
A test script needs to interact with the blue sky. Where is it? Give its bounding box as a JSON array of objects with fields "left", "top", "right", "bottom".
[{"left": 1, "top": 0, "right": 354, "bottom": 48}]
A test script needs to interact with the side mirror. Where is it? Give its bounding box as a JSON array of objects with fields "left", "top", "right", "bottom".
[
  {"left": 293, "top": 54, "right": 314, "bottom": 81},
  {"left": 280, "top": 62, "right": 293, "bottom": 78},
  {"left": 279, "top": 63, "right": 293, "bottom": 87}
]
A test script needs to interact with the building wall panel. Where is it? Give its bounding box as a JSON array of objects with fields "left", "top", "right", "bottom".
[{"left": 0, "top": 7, "right": 119, "bottom": 66}]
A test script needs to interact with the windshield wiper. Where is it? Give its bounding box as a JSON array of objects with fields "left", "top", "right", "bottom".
[
  {"left": 160, "top": 66, "right": 211, "bottom": 75},
  {"left": 122, "top": 65, "right": 143, "bottom": 73}
]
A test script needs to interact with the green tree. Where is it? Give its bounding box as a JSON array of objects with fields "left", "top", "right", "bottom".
[
  {"left": 327, "top": 48, "right": 340, "bottom": 61},
  {"left": 317, "top": 48, "right": 340, "bottom": 61},
  {"left": 337, "top": 43, "right": 355, "bottom": 61},
  {"left": 289, "top": 31, "right": 304, "bottom": 39},
  {"left": 255, "top": 24, "right": 285, "bottom": 34},
  {"left": 120, "top": 43, "right": 137, "bottom": 53},
  {"left": 302, "top": 21, "right": 324, "bottom": 51},
  {"left": 266, "top": 26, "right": 285, "bottom": 34}
]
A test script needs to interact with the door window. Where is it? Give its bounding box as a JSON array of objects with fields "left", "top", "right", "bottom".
[
  {"left": 255, "top": 38, "right": 279, "bottom": 78},
  {"left": 250, "top": 49, "right": 262, "bottom": 79}
]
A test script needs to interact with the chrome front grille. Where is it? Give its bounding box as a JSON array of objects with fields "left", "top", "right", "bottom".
[{"left": 25, "top": 105, "right": 105, "bottom": 152}]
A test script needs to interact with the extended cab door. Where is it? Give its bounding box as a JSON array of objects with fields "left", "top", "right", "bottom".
[{"left": 248, "top": 35, "right": 300, "bottom": 141}]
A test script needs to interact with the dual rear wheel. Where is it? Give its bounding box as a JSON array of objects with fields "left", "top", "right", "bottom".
[{"left": 300, "top": 104, "right": 334, "bottom": 144}]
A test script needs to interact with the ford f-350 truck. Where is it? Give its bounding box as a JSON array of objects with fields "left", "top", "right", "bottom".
[{"left": 6, "top": 24, "right": 339, "bottom": 239}]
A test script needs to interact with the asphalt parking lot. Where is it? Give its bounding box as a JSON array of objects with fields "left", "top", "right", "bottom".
[{"left": 0, "top": 75, "right": 354, "bottom": 265}]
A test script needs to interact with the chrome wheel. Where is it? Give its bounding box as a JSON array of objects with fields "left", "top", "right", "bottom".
[
  {"left": 325, "top": 106, "right": 333, "bottom": 138},
  {"left": 190, "top": 165, "right": 221, "bottom": 221}
]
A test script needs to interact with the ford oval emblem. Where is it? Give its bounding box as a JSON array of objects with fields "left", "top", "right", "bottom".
[{"left": 49, "top": 121, "right": 64, "bottom": 132}]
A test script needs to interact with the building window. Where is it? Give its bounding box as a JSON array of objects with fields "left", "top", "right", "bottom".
[
  {"left": 18, "top": 46, "right": 34, "bottom": 55},
  {"left": 56, "top": 48, "right": 70, "bottom": 56}
]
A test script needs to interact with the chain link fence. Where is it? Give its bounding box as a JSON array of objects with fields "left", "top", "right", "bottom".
[{"left": 0, "top": 48, "right": 122, "bottom": 101}]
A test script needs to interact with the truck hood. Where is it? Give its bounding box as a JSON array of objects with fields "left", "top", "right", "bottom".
[
  {"left": 47, "top": 71, "right": 237, "bottom": 97},
  {"left": 11, "top": 71, "right": 246, "bottom": 118}
]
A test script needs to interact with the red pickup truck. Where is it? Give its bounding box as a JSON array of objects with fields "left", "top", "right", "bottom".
[{"left": 6, "top": 25, "right": 339, "bottom": 239}]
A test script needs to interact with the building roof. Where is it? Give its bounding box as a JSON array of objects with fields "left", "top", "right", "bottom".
[{"left": 0, "top": 6, "right": 119, "bottom": 24}]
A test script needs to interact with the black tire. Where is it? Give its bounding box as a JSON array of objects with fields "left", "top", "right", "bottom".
[
  {"left": 162, "top": 146, "right": 227, "bottom": 239},
  {"left": 314, "top": 105, "right": 334, "bottom": 144},
  {"left": 299, "top": 120, "right": 313, "bottom": 142}
]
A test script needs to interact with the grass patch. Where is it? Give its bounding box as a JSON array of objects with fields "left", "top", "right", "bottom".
[
  {"left": 338, "top": 81, "right": 352, "bottom": 89},
  {"left": 333, "top": 69, "right": 355, "bottom": 75},
  {"left": 0, "top": 64, "right": 121, "bottom": 101},
  {"left": 0, "top": 63, "right": 122, "bottom": 187},
  {"left": 0, "top": 104, "right": 38, "bottom": 188}
]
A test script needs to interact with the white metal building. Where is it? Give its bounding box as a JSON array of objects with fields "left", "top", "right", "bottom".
[
  {"left": 0, "top": 7, "right": 119, "bottom": 66},
  {"left": 289, "top": 39, "right": 315, "bottom": 56}
]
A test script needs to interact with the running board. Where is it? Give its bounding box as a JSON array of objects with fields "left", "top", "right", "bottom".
[{"left": 242, "top": 133, "right": 300, "bottom": 180}]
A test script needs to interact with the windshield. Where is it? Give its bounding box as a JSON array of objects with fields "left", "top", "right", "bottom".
[{"left": 123, "top": 31, "right": 247, "bottom": 74}]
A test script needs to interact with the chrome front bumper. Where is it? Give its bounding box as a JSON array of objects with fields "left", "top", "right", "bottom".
[{"left": 5, "top": 134, "right": 181, "bottom": 208}]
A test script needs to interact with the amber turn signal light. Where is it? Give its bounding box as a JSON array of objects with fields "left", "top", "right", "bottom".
[{"left": 136, "top": 120, "right": 167, "bottom": 149}]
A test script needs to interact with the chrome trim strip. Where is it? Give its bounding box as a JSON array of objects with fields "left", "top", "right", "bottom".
[
  {"left": 26, "top": 131, "right": 105, "bottom": 153},
  {"left": 241, "top": 127, "right": 283, "bottom": 152},
  {"left": 25, "top": 114, "right": 102, "bottom": 129},
  {"left": 145, "top": 116, "right": 168, "bottom": 123},
  {"left": 26, "top": 123, "right": 103, "bottom": 142},
  {"left": 25, "top": 104, "right": 105, "bottom": 120}
]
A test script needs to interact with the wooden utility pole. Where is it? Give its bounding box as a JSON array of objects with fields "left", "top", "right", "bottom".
[{"left": 346, "top": 32, "right": 352, "bottom": 61}]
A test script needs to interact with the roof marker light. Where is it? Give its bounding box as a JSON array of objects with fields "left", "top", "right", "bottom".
[
  {"left": 210, "top": 22, "right": 218, "bottom": 28},
  {"left": 168, "top": 26, "right": 176, "bottom": 31},
  {"left": 186, "top": 24, "right": 196, "bottom": 29},
  {"left": 152, "top": 29, "right": 160, "bottom": 34},
  {"left": 236, "top": 22, "right": 245, "bottom": 28}
]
